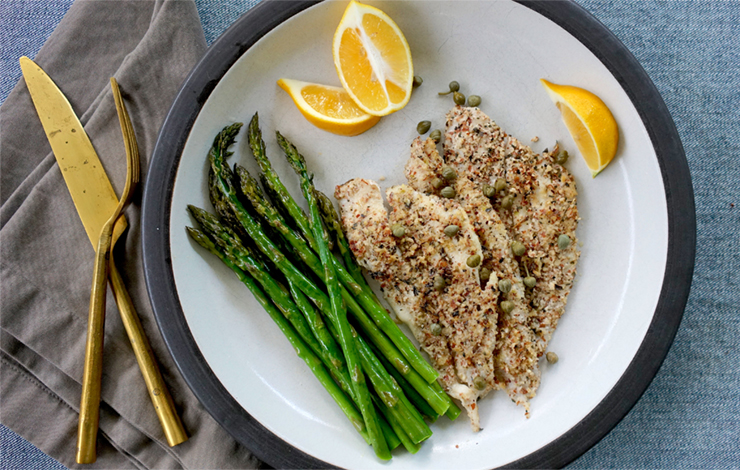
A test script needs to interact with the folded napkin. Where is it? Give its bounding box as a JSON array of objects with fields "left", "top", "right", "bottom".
[{"left": 0, "top": 1, "right": 261, "bottom": 468}]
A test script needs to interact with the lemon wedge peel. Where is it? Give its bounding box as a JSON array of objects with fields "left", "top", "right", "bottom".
[
  {"left": 332, "top": 0, "right": 414, "bottom": 117},
  {"left": 540, "top": 79, "right": 619, "bottom": 177},
  {"left": 277, "top": 78, "right": 381, "bottom": 137}
]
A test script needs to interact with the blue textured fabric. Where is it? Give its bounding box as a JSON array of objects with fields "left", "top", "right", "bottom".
[
  {"left": 1, "top": 1, "right": 738, "bottom": 469},
  {"left": 0, "top": 0, "right": 75, "bottom": 103},
  {"left": 0, "top": 424, "right": 66, "bottom": 470}
]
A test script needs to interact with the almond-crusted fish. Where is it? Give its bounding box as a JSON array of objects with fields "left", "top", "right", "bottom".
[
  {"left": 445, "top": 105, "right": 579, "bottom": 360},
  {"left": 405, "top": 137, "right": 540, "bottom": 412},
  {"left": 335, "top": 179, "right": 498, "bottom": 430}
]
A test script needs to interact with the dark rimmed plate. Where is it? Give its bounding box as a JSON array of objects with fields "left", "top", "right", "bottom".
[{"left": 142, "top": 1, "right": 694, "bottom": 468}]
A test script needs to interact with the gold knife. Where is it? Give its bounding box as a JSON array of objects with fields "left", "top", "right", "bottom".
[{"left": 19, "top": 56, "right": 188, "bottom": 462}]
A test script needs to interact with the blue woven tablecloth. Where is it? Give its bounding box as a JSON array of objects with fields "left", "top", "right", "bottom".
[{"left": 1, "top": 0, "right": 738, "bottom": 468}]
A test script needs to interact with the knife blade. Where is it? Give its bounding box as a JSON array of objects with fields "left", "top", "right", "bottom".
[{"left": 19, "top": 57, "right": 187, "bottom": 459}]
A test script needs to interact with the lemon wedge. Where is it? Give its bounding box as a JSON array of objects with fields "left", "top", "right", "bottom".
[
  {"left": 277, "top": 78, "right": 381, "bottom": 136},
  {"left": 540, "top": 79, "right": 619, "bottom": 177},
  {"left": 332, "top": 0, "right": 413, "bottom": 116}
]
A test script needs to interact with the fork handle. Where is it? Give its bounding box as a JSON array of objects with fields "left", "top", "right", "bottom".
[
  {"left": 76, "top": 226, "right": 113, "bottom": 464},
  {"left": 108, "top": 260, "right": 188, "bottom": 446}
]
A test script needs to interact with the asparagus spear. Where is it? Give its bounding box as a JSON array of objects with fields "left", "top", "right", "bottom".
[
  {"left": 260, "top": 172, "right": 302, "bottom": 231},
  {"left": 282, "top": 136, "right": 390, "bottom": 461},
  {"left": 185, "top": 226, "right": 370, "bottom": 442},
  {"left": 432, "top": 380, "right": 462, "bottom": 421},
  {"left": 247, "top": 114, "right": 318, "bottom": 250},
  {"left": 369, "top": 384, "right": 421, "bottom": 455},
  {"left": 287, "top": 279, "right": 344, "bottom": 369},
  {"left": 356, "top": 336, "right": 432, "bottom": 445},
  {"left": 316, "top": 189, "right": 367, "bottom": 288}
]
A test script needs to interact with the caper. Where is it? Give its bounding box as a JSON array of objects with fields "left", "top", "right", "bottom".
[
  {"left": 391, "top": 223, "right": 406, "bottom": 238},
  {"left": 557, "top": 234, "right": 571, "bottom": 250},
  {"left": 494, "top": 178, "right": 508, "bottom": 193},
  {"left": 498, "top": 278, "right": 512, "bottom": 294},
  {"left": 441, "top": 166, "right": 457, "bottom": 181},
  {"left": 412, "top": 75, "right": 423, "bottom": 88},
  {"left": 500, "top": 300, "right": 515, "bottom": 314},
  {"left": 555, "top": 150, "right": 569, "bottom": 165},
  {"left": 434, "top": 275, "right": 446, "bottom": 291},
  {"left": 417, "top": 120, "right": 431, "bottom": 134},
  {"left": 467, "top": 94, "right": 482, "bottom": 107},
  {"left": 444, "top": 224, "right": 459, "bottom": 237},
  {"left": 482, "top": 184, "right": 495, "bottom": 198},
  {"left": 546, "top": 351, "right": 559, "bottom": 364},
  {"left": 524, "top": 276, "right": 537, "bottom": 288},
  {"left": 453, "top": 91, "right": 466, "bottom": 106},
  {"left": 473, "top": 376, "right": 487, "bottom": 391},
  {"left": 466, "top": 254, "right": 482, "bottom": 268},
  {"left": 430, "top": 129, "right": 442, "bottom": 143},
  {"left": 511, "top": 241, "right": 526, "bottom": 257},
  {"left": 431, "top": 177, "right": 444, "bottom": 190},
  {"left": 440, "top": 186, "right": 456, "bottom": 198},
  {"left": 501, "top": 194, "right": 514, "bottom": 209},
  {"left": 430, "top": 323, "right": 443, "bottom": 336},
  {"left": 438, "top": 80, "right": 460, "bottom": 95},
  {"left": 479, "top": 267, "right": 491, "bottom": 282}
]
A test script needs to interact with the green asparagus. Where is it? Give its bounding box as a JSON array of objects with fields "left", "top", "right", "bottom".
[
  {"left": 185, "top": 226, "right": 370, "bottom": 442},
  {"left": 207, "top": 126, "right": 391, "bottom": 460},
  {"left": 188, "top": 206, "right": 351, "bottom": 387},
  {"left": 282, "top": 134, "right": 390, "bottom": 460},
  {"left": 316, "top": 190, "right": 367, "bottom": 288}
]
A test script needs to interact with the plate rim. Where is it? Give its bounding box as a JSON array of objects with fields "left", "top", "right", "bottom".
[{"left": 141, "top": 1, "right": 696, "bottom": 468}]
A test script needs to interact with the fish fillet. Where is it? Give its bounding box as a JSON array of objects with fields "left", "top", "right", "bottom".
[
  {"left": 335, "top": 179, "right": 498, "bottom": 430},
  {"left": 405, "top": 137, "right": 540, "bottom": 411},
  {"left": 445, "top": 105, "right": 579, "bottom": 359}
]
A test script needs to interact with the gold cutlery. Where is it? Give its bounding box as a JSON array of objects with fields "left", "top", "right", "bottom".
[{"left": 19, "top": 57, "right": 188, "bottom": 464}]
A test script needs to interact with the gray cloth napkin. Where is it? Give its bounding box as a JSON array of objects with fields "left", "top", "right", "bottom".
[{"left": 0, "top": 1, "right": 262, "bottom": 468}]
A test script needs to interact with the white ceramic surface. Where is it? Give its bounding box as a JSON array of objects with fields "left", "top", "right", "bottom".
[{"left": 169, "top": 1, "right": 668, "bottom": 468}]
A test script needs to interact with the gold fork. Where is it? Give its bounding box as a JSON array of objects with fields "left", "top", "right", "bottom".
[{"left": 76, "top": 78, "right": 141, "bottom": 464}]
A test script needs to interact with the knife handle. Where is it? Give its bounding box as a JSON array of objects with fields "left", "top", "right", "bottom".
[
  {"left": 108, "top": 260, "right": 188, "bottom": 447},
  {"left": 77, "top": 227, "right": 113, "bottom": 464}
]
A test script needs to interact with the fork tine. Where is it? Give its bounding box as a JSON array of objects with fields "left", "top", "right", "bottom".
[
  {"left": 110, "top": 78, "right": 141, "bottom": 185},
  {"left": 122, "top": 116, "right": 138, "bottom": 182},
  {"left": 121, "top": 99, "right": 140, "bottom": 183}
]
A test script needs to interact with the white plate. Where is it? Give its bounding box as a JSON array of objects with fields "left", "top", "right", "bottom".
[{"left": 143, "top": 1, "right": 694, "bottom": 468}]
